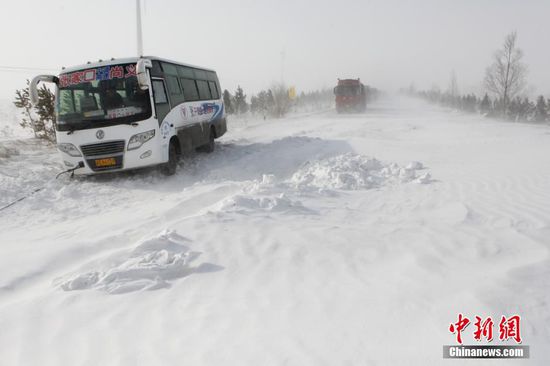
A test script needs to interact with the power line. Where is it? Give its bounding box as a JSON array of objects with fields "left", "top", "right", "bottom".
[{"left": 0, "top": 65, "right": 58, "bottom": 73}]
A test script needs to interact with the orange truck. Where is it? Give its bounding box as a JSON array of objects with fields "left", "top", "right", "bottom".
[{"left": 334, "top": 78, "right": 367, "bottom": 113}]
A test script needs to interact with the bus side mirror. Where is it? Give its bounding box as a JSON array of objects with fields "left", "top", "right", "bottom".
[
  {"left": 30, "top": 75, "right": 57, "bottom": 105},
  {"left": 136, "top": 59, "right": 151, "bottom": 91}
]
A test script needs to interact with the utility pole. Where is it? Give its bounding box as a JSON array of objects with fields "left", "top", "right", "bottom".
[
  {"left": 136, "top": 0, "right": 144, "bottom": 56},
  {"left": 280, "top": 48, "right": 285, "bottom": 84}
]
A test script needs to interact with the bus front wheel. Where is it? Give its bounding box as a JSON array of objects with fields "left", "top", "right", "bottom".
[{"left": 161, "top": 141, "right": 179, "bottom": 176}]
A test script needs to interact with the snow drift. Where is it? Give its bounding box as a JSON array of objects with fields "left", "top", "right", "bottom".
[
  {"left": 55, "top": 230, "right": 217, "bottom": 294},
  {"left": 1, "top": 97, "right": 549, "bottom": 365}
]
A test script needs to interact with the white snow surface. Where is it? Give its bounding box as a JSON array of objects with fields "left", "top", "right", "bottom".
[{"left": 1, "top": 97, "right": 549, "bottom": 365}]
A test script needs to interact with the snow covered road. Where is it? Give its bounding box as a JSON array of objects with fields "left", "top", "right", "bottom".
[{"left": 1, "top": 97, "right": 549, "bottom": 365}]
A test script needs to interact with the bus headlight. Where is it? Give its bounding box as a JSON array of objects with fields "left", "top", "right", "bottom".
[
  {"left": 58, "top": 143, "right": 82, "bottom": 157},
  {"left": 128, "top": 130, "right": 155, "bottom": 150}
]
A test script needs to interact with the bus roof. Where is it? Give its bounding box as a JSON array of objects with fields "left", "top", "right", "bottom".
[{"left": 60, "top": 56, "right": 216, "bottom": 74}]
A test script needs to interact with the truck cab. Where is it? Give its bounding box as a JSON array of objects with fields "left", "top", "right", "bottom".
[{"left": 334, "top": 78, "right": 367, "bottom": 113}]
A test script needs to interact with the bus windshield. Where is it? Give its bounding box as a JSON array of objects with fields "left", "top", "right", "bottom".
[{"left": 56, "top": 63, "right": 152, "bottom": 131}]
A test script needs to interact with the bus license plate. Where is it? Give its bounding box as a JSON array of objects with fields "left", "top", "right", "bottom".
[{"left": 95, "top": 158, "right": 116, "bottom": 167}]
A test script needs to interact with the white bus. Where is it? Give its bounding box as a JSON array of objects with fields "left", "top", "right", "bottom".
[{"left": 30, "top": 56, "right": 227, "bottom": 175}]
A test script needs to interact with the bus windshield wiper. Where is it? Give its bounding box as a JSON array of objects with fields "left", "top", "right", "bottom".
[{"left": 66, "top": 120, "right": 92, "bottom": 134}]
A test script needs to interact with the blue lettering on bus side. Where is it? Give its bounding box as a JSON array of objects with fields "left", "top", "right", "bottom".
[
  {"left": 186, "top": 103, "right": 222, "bottom": 121},
  {"left": 202, "top": 103, "right": 222, "bottom": 121},
  {"left": 96, "top": 66, "right": 110, "bottom": 81}
]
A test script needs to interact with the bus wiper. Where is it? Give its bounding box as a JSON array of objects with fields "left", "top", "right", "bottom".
[
  {"left": 66, "top": 121, "right": 90, "bottom": 134},
  {"left": 118, "top": 121, "right": 140, "bottom": 127}
]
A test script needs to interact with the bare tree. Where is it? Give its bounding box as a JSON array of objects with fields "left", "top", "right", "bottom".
[
  {"left": 269, "top": 83, "right": 290, "bottom": 118},
  {"left": 484, "top": 31, "right": 527, "bottom": 113},
  {"left": 447, "top": 70, "right": 459, "bottom": 98}
]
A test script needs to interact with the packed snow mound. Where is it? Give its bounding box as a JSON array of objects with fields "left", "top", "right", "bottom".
[
  {"left": 212, "top": 155, "right": 430, "bottom": 216},
  {"left": 288, "top": 153, "right": 430, "bottom": 190},
  {"left": 56, "top": 231, "right": 219, "bottom": 294},
  {"left": 406, "top": 161, "right": 424, "bottom": 170},
  {"left": 219, "top": 192, "right": 311, "bottom": 214}
]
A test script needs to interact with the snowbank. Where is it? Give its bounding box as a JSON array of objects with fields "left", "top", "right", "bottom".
[{"left": 289, "top": 153, "right": 430, "bottom": 190}]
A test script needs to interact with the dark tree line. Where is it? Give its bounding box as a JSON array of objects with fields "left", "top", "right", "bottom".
[
  {"left": 408, "top": 88, "right": 549, "bottom": 123},
  {"left": 223, "top": 84, "right": 335, "bottom": 118},
  {"left": 224, "top": 84, "right": 381, "bottom": 118}
]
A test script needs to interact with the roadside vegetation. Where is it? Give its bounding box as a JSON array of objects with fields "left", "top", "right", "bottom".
[{"left": 404, "top": 32, "right": 549, "bottom": 123}]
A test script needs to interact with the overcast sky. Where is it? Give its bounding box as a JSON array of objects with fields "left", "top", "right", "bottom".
[{"left": 0, "top": 0, "right": 548, "bottom": 99}]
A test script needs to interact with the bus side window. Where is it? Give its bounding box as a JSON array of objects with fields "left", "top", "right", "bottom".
[
  {"left": 161, "top": 62, "right": 178, "bottom": 75},
  {"left": 196, "top": 80, "right": 211, "bottom": 100},
  {"left": 177, "top": 66, "right": 194, "bottom": 79},
  {"left": 166, "top": 76, "right": 184, "bottom": 105},
  {"left": 206, "top": 71, "right": 217, "bottom": 81},
  {"left": 180, "top": 78, "right": 199, "bottom": 101},
  {"left": 194, "top": 69, "right": 207, "bottom": 80},
  {"left": 152, "top": 79, "right": 170, "bottom": 123},
  {"left": 152, "top": 80, "right": 168, "bottom": 104},
  {"left": 151, "top": 61, "right": 163, "bottom": 76},
  {"left": 208, "top": 81, "right": 219, "bottom": 99}
]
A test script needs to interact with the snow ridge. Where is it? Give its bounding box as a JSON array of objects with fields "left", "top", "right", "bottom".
[
  {"left": 289, "top": 153, "right": 430, "bottom": 190},
  {"left": 55, "top": 230, "right": 216, "bottom": 294},
  {"left": 213, "top": 153, "right": 431, "bottom": 215}
]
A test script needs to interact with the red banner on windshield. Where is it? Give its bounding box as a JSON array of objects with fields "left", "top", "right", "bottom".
[{"left": 59, "top": 64, "right": 137, "bottom": 87}]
